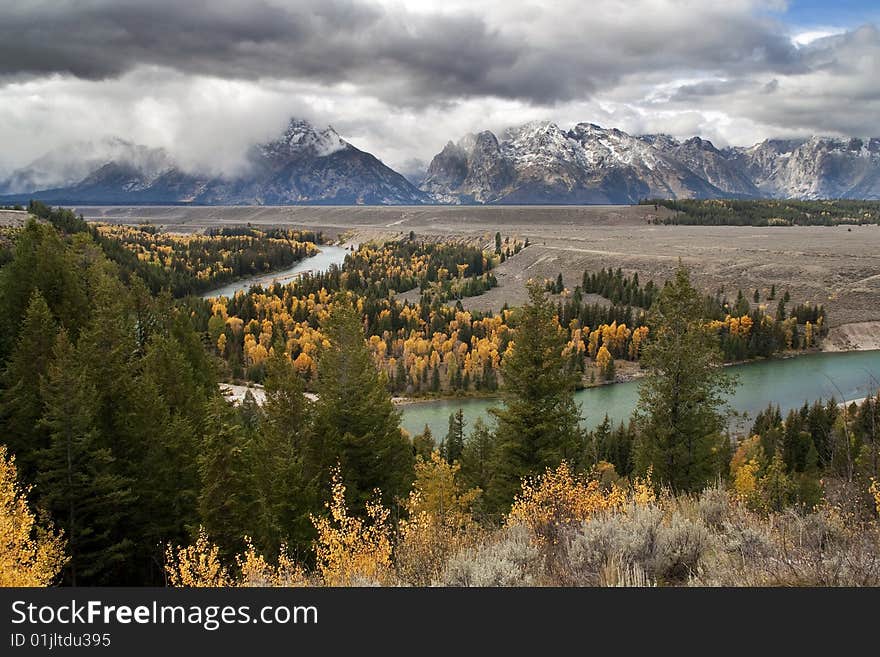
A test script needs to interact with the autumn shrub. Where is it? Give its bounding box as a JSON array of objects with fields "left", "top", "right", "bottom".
[
  {"left": 236, "top": 539, "right": 309, "bottom": 587},
  {"left": 165, "top": 527, "right": 231, "bottom": 587},
  {"left": 695, "top": 506, "right": 880, "bottom": 586},
  {"left": 311, "top": 468, "right": 394, "bottom": 586},
  {"left": 507, "top": 462, "right": 627, "bottom": 546},
  {"left": 394, "top": 452, "right": 483, "bottom": 586},
  {"left": 441, "top": 525, "right": 542, "bottom": 587}
]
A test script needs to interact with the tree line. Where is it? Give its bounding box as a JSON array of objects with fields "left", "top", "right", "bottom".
[{"left": 642, "top": 198, "right": 880, "bottom": 226}]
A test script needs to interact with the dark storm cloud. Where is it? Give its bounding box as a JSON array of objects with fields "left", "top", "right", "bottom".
[
  {"left": 2, "top": 1, "right": 879, "bottom": 177},
  {"left": 0, "top": 0, "right": 812, "bottom": 106},
  {"left": 0, "top": 1, "right": 523, "bottom": 101},
  {"left": 670, "top": 79, "right": 757, "bottom": 101}
]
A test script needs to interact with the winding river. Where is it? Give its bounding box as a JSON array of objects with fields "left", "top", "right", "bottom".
[
  {"left": 202, "top": 244, "right": 880, "bottom": 439},
  {"left": 400, "top": 350, "right": 880, "bottom": 438},
  {"left": 202, "top": 245, "right": 351, "bottom": 298}
]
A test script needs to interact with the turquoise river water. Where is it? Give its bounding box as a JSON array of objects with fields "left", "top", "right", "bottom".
[{"left": 400, "top": 350, "right": 880, "bottom": 438}]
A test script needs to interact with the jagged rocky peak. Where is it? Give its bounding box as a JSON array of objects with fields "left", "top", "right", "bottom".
[
  {"left": 681, "top": 136, "right": 721, "bottom": 153},
  {"left": 260, "top": 118, "right": 349, "bottom": 158},
  {"left": 638, "top": 134, "right": 681, "bottom": 150},
  {"left": 422, "top": 118, "right": 880, "bottom": 203}
]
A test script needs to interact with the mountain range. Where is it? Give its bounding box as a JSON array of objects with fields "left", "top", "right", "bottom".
[
  {"left": 0, "top": 120, "right": 427, "bottom": 205},
  {"left": 2, "top": 118, "right": 879, "bottom": 205}
]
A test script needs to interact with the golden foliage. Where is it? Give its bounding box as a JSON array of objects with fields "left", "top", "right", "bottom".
[
  {"left": 631, "top": 468, "right": 657, "bottom": 506},
  {"left": 395, "top": 452, "right": 482, "bottom": 585},
  {"left": 236, "top": 539, "right": 308, "bottom": 587},
  {"left": 507, "top": 462, "right": 628, "bottom": 544},
  {"left": 0, "top": 445, "right": 67, "bottom": 587},
  {"left": 595, "top": 345, "right": 613, "bottom": 375},
  {"left": 165, "top": 527, "right": 231, "bottom": 587},
  {"left": 733, "top": 459, "right": 760, "bottom": 505},
  {"left": 730, "top": 435, "right": 765, "bottom": 476},
  {"left": 311, "top": 468, "right": 393, "bottom": 586}
]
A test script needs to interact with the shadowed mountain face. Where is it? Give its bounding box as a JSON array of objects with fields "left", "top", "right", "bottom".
[
  {"left": 4, "top": 119, "right": 880, "bottom": 205},
  {"left": 0, "top": 119, "right": 428, "bottom": 206}
]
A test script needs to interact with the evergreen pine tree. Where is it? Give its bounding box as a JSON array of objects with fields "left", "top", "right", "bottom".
[
  {"left": 487, "top": 281, "right": 582, "bottom": 511},
  {"left": 1, "top": 291, "right": 58, "bottom": 478},
  {"left": 634, "top": 264, "right": 735, "bottom": 491},
  {"left": 459, "top": 418, "right": 495, "bottom": 515},
  {"left": 198, "top": 398, "right": 257, "bottom": 561},
  {"left": 252, "top": 353, "right": 314, "bottom": 555},
  {"left": 311, "top": 302, "right": 414, "bottom": 509},
  {"left": 412, "top": 425, "right": 435, "bottom": 460},
  {"left": 440, "top": 409, "right": 466, "bottom": 463},
  {"left": 37, "top": 331, "right": 134, "bottom": 585}
]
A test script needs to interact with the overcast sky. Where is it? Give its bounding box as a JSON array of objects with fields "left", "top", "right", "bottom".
[{"left": 1, "top": 0, "right": 878, "bottom": 177}]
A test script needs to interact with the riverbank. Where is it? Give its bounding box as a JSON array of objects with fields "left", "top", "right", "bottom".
[
  {"left": 220, "top": 347, "right": 843, "bottom": 409},
  {"left": 202, "top": 243, "right": 352, "bottom": 298},
  {"left": 823, "top": 321, "right": 880, "bottom": 352},
  {"left": 220, "top": 381, "right": 422, "bottom": 406}
]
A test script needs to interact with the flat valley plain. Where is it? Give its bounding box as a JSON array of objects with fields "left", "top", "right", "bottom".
[{"left": 75, "top": 204, "right": 880, "bottom": 346}]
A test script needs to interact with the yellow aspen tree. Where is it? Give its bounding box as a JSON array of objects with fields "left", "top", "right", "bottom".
[
  {"left": 596, "top": 345, "right": 612, "bottom": 372},
  {"left": 165, "top": 527, "right": 231, "bottom": 587},
  {"left": 507, "top": 462, "right": 626, "bottom": 546},
  {"left": 311, "top": 468, "right": 393, "bottom": 586},
  {"left": 395, "top": 452, "right": 482, "bottom": 585},
  {"left": 0, "top": 445, "right": 66, "bottom": 587},
  {"left": 235, "top": 539, "right": 307, "bottom": 587},
  {"left": 588, "top": 329, "right": 600, "bottom": 358}
]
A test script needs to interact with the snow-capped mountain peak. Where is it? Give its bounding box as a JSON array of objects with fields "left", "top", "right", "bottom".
[{"left": 262, "top": 119, "right": 349, "bottom": 159}]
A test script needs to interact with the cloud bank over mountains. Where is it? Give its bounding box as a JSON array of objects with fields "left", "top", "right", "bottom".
[{"left": 1, "top": 1, "right": 878, "bottom": 178}]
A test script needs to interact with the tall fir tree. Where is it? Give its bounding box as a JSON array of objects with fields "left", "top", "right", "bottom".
[
  {"left": 459, "top": 418, "right": 495, "bottom": 511},
  {"left": 37, "top": 331, "right": 134, "bottom": 585},
  {"left": 1, "top": 291, "right": 58, "bottom": 478},
  {"left": 487, "top": 280, "right": 582, "bottom": 512},
  {"left": 311, "top": 302, "right": 414, "bottom": 510},
  {"left": 634, "top": 264, "right": 735, "bottom": 491},
  {"left": 412, "top": 425, "right": 435, "bottom": 460},
  {"left": 198, "top": 398, "right": 258, "bottom": 561},
  {"left": 440, "top": 409, "right": 466, "bottom": 464},
  {"left": 252, "top": 353, "right": 315, "bottom": 556}
]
